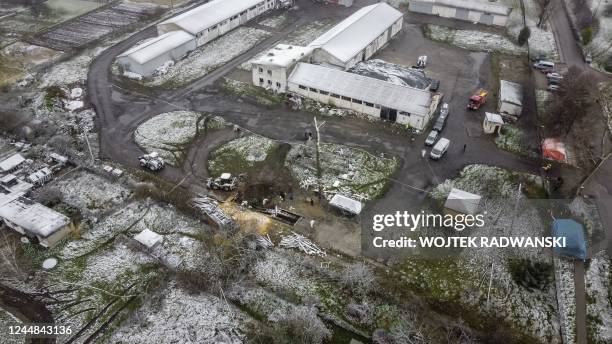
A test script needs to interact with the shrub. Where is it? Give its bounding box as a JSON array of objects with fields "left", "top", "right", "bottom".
[
  {"left": 581, "top": 27, "right": 593, "bottom": 45},
  {"left": 518, "top": 27, "right": 531, "bottom": 46},
  {"left": 508, "top": 258, "right": 553, "bottom": 291}
]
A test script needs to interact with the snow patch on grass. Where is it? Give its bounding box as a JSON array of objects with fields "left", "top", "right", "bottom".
[
  {"left": 143, "top": 27, "right": 271, "bottom": 88},
  {"left": 82, "top": 243, "right": 155, "bottom": 283},
  {"left": 586, "top": 252, "right": 612, "bottom": 343},
  {"left": 424, "top": 24, "right": 526, "bottom": 56},
  {"left": 208, "top": 135, "right": 278, "bottom": 176},
  {"left": 495, "top": 124, "right": 537, "bottom": 157}
]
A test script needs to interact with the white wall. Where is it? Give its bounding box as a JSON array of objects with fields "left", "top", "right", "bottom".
[{"left": 252, "top": 64, "right": 289, "bottom": 92}]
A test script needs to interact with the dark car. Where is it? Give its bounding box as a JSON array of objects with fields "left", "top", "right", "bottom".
[
  {"left": 429, "top": 80, "right": 440, "bottom": 92},
  {"left": 433, "top": 103, "right": 449, "bottom": 131}
]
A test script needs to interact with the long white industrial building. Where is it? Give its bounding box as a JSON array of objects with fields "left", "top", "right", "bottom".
[
  {"left": 158, "top": 0, "right": 276, "bottom": 46},
  {"left": 119, "top": 0, "right": 278, "bottom": 76},
  {"left": 409, "top": 0, "right": 511, "bottom": 26},
  {"left": 117, "top": 31, "right": 197, "bottom": 76},
  {"left": 288, "top": 63, "right": 439, "bottom": 130},
  {"left": 308, "top": 2, "right": 403, "bottom": 70}
]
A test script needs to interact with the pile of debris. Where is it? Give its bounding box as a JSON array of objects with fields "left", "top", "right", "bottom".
[
  {"left": 279, "top": 232, "right": 326, "bottom": 257},
  {"left": 192, "top": 196, "right": 237, "bottom": 232}
]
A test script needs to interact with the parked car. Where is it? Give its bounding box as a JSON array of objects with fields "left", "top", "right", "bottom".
[
  {"left": 585, "top": 52, "right": 592, "bottom": 64},
  {"left": 547, "top": 84, "right": 560, "bottom": 92},
  {"left": 429, "top": 80, "right": 440, "bottom": 92},
  {"left": 530, "top": 54, "right": 547, "bottom": 62},
  {"left": 430, "top": 138, "right": 450, "bottom": 160},
  {"left": 546, "top": 72, "right": 563, "bottom": 80},
  {"left": 534, "top": 60, "right": 555, "bottom": 70},
  {"left": 425, "top": 130, "right": 439, "bottom": 146},
  {"left": 433, "top": 103, "right": 449, "bottom": 131},
  {"left": 548, "top": 78, "right": 560, "bottom": 86}
]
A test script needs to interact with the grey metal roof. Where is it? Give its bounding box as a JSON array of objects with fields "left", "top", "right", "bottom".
[
  {"left": 0, "top": 193, "right": 70, "bottom": 238},
  {"left": 444, "top": 188, "right": 482, "bottom": 215},
  {"left": 159, "top": 0, "right": 263, "bottom": 35},
  {"left": 118, "top": 31, "right": 195, "bottom": 64},
  {"left": 0, "top": 154, "right": 25, "bottom": 172},
  {"left": 500, "top": 80, "right": 523, "bottom": 106},
  {"left": 288, "top": 63, "right": 433, "bottom": 116},
  {"left": 309, "top": 3, "right": 403, "bottom": 63},
  {"left": 330, "top": 194, "right": 362, "bottom": 215}
]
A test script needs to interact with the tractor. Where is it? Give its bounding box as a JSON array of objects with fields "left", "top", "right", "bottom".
[
  {"left": 138, "top": 152, "right": 165, "bottom": 171},
  {"left": 207, "top": 173, "right": 238, "bottom": 191},
  {"left": 467, "top": 89, "right": 488, "bottom": 110}
]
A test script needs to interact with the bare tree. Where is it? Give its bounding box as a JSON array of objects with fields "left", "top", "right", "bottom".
[
  {"left": 389, "top": 313, "right": 428, "bottom": 344},
  {"left": 279, "top": 306, "right": 331, "bottom": 344},
  {"left": 0, "top": 229, "right": 26, "bottom": 282},
  {"left": 36, "top": 186, "right": 63, "bottom": 207},
  {"left": 340, "top": 261, "right": 376, "bottom": 298},
  {"left": 536, "top": 0, "right": 557, "bottom": 28}
]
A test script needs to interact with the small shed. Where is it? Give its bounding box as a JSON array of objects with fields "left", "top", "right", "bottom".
[
  {"left": 444, "top": 188, "right": 481, "bottom": 215},
  {"left": 542, "top": 138, "right": 567, "bottom": 162},
  {"left": 483, "top": 112, "right": 504, "bottom": 134},
  {"left": 329, "top": 194, "right": 363, "bottom": 216},
  {"left": 498, "top": 80, "right": 523, "bottom": 116},
  {"left": 134, "top": 228, "right": 163, "bottom": 249},
  {"left": 0, "top": 154, "right": 25, "bottom": 173},
  {"left": 552, "top": 219, "right": 586, "bottom": 261}
]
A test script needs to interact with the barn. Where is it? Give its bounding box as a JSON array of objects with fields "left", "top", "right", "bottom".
[
  {"left": 157, "top": 0, "right": 277, "bottom": 47},
  {"left": 288, "top": 63, "right": 439, "bottom": 130},
  {"left": 117, "top": 31, "right": 196, "bottom": 76},
  {"left": 409, "top": 0, "right": 511, "bottom": 27},
  {"left": 308, "top": 2, "right": 403, "bottom": 70}
]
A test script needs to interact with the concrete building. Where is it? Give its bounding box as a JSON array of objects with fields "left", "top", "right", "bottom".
[
  {"left": 498, "top": 80, "right": 523, "bottom": 116},
  {"left": 288, "top": 63, "right": 439, "bottom": 130},
  {"left": 117, "top": 31, "right": 196, "bottom": 76},
  {"left": 483, "top": 112, "right": 504, "bottom": 134},
  {"left": 251, "top": 44, "right": 314, "bottom": 92},
  {"left": 0, "top": 190, "right": 71, "bottom": 248},
  {"left": 0, "top": 154, "right": 25, "bottom": 173},
  {"left": 157, "top": 0, "right": 277, "bottom": 46},
  {"left": 308, "top": 3, "right": 403, "bottom": 70},
  {"left": 409, "top": 0, "right": 511, "bottom": 26}
]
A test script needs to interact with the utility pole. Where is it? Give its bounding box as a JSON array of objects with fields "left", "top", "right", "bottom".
[{"left": 313, "top": 117, "right": 323, "bottom": 200}]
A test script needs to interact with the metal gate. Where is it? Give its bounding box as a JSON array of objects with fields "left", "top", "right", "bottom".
[{"left": 409, "top": 1, "right": 433, "bottom": 14}]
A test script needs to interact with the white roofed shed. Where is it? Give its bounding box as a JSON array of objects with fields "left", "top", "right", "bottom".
[
  {"left": 498, "top": 80, "right": 523, "bottom": 116},
  {"left": 444, "top": 188, "right": 482, "bottom": 215},
  {"left": 329, "top": 194, "right": 363, "bottom": 215},
  {"left": 134, "top": 228, "right": 163, "bottom": 249},
  {"left": 0, "top": 154, "right": 25, "bottom": 173}
]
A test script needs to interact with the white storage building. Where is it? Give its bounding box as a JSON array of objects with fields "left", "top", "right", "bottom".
[
  {"left": 251, "top": 44, "right": 314, "bottom": 93},
  {"left": 0, "top": 154, "right": 25, "bottom": 173},
  {"left": 308, "top": 3, "right": 403, "bottom": 70},
  {"left": 498, "top": 80, "right": 523, "bottom": 116},
  {"left": 409, "top": 0, "right": 511, "bottom": 27},
  {"left": 0, "top": 191, "right": 71, "bottom": 248},
  {"left": 117, "top": 31, "right": 196, "bottom": 76},
  {"left": 288, "top": 63, "right": 439, "bottom": 130},
  {"left": 157, "top": 0, "right": 277, "bottom": 46}
]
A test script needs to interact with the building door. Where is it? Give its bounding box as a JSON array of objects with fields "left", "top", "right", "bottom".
[
  {"left": 409, "top": 2, "right": 433, "bottom": 14},
  {"left": 455, "top": 8, "right": 469, "bottom": 20},
  {"left": 480, "top": 13, "right": 494, "bottom": 25},
  {"left": 381, "top": 107, "right": 397, "bottom": 122}
]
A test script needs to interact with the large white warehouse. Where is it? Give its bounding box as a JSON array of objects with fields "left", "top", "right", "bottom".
[
  {"left": 309, "top": 3, "right": 403, "bottom": 70},
  {"left": 117, "top": 31, "right": 196, "bottom": 76},
  {"left": 408, "top": 0, "right": 511, "bottom": 26},
  {"left": 288, "top": 63, "right": 439, "bottom": 130},
  {"left": 158, "top": 0, "right": 277, "bottom": 46}
]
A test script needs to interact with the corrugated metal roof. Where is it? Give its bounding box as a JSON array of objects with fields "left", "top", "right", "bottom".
[
  {"left": 288, "top": 63, "right": 433, "bottom": 116},
  {"left": 485, "top": 112, "right": 504, "bottom": 124},
  {"left": 329, "top": 194, "right": 362, "bottom": 215},
  {"left": 0, "top": 154, "right": 25, "bottom": 172},
  {"left": 0, "top": 193, "right": 70, "bottom": 238},
  {"left": 308, "top": 3, "right": 403, "bottom": 63},
  {"left": 500, "top": 80, "right": 523, "bottom": 106},
  {"left": 159, "top": 0, "right": 262, "bottom": 35},
  {"left": 444, "top": 188, "right": 481, "bottom": 215},
  {"left": 418, "top": 0, "right": 511, "bottom": 16},
  {"left": 118, "top": 31, "right": 195, "bottom": 64}
]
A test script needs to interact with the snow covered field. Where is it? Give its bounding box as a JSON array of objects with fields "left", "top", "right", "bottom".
[
  {"left": 424, "top": 24, "right": 526, "bottom": 56},
  {"left": 503, "top": 0, "right": 559, "bottom": 60},
  {"left": 134, "top": 111, "right": 209, "bottom": 166},
  {"left": 111, "top": 281, "right": 251, "bottom": 344},
  {"left": 287, "top": 142, "right": 399, "bottom": 201},
  {"left": 208, "top": 135, "right": 278, "bottom": 176},
  {"left": 143, "top": 27, "right": 271, "bottom": 88},
  {"left": 53, "top": 170, "right": 130, "bottom": 216},
  {"left": 586, "top": 252, "right": 612, "bottom": 343},
  {"left": 259, "top": 14, "right": 287, "bottom": 29}
]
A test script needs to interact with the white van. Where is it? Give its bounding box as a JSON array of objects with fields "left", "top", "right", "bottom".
[
  {"left": 430, "top": 138, "right": 450, "bottom": 160},
  {"left": 534, "top": 60, "right": 554, "bottom": 70}
]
